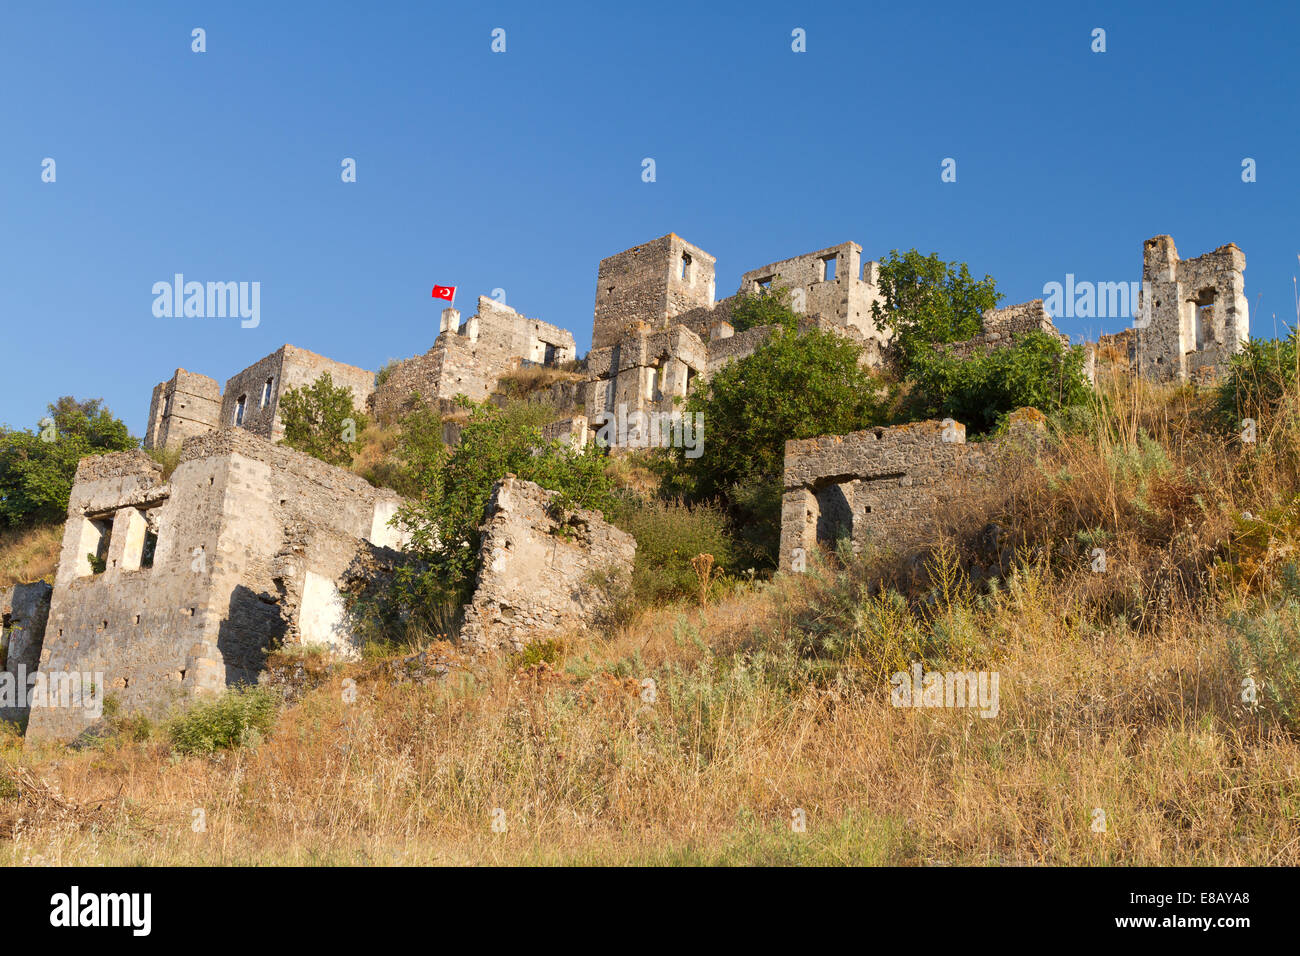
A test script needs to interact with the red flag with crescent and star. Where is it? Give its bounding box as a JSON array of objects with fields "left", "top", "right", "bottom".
[{"left": 431, "top": 285, "right": 456, "bottom": 302}]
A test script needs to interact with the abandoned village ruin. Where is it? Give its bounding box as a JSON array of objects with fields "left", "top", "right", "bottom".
[{"left": 1, "top": 232, "right": 1248, "bottom": 741}]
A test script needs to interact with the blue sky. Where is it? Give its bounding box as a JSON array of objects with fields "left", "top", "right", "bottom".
[{"left": 2, "top": 1, "right": 1296, "bottom": 437}]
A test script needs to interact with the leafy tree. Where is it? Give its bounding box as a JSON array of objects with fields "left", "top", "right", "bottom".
[
  {"left": 0, "top": 397, "right": 137, "bottom": 527},
  {"left": 669, "top": 326, "right": 887, "bottom": 566},
  {"left": 728, "top": 286, "right": 800, "bottom": 333},
  {"left": 872, "top": 249, "right": 1002, "bottom": 373},
  {"left": 278, "top": 372, "right": 367, "bottom": 467},
  {"left": 393, "top": 399, "right": 615, "bottom": 612},
  {"left": 909, "top": 331, "right": 1091, "bottom": 434}
]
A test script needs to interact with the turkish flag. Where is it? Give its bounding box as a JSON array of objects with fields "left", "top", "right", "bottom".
[{"left": 431, "top": 285, "right": 456, "bottom": 301}]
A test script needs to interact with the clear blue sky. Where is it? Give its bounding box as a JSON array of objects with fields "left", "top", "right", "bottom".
[{"left": 3, "top": 1, "right": 1296, "bottom": 437}]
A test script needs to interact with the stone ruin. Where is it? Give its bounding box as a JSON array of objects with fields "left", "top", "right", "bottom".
[
  {"left": 779, "top": 410, "right": 1047, "bottom": 572},
  {"left": 459, "top": 476, "right": 636, "bottom": 653},
  {"left": 3, "top": 230, "right": 1249, "bottom": 740}
]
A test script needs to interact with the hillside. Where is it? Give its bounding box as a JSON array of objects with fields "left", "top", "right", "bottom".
[{"left": 3, "top": 373, "right": 1298, "bottom": 865}]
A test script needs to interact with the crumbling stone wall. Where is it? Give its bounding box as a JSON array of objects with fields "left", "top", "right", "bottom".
[
  {"left": 459, "top": 476, "right": 635, "bottom": 652},
  {"left": 944, "top": 299, "right": 1070, "bottom": 359},
  {"left": 1136, "top": 236, "right": 1248, "bottom": 384},
  {"left": 144, "top": 369, "right": 222, "bottom": 451},
  {"left": 26, "top": 431, "right": 408, "bottom": 742},
  {"left": 371, "top": 297, "right": 576, "bottom": 421},
  {"left": 0, "top": 581, "right": 53, "bottom": 725},
  {"left": 779, "top": 412, "right": 1045, "bottom": 572},
  {"left": 739, "top": 241, "right": 888, "bottom": 344},
  {"left": 584, "top": 322, "right": 706, "bottom": 426}
]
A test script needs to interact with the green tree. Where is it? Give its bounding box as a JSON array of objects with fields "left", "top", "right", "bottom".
[
  {"left": 393, "top": 399, "right": 615, "bottom": 612},
  {"left": 672, "top": 326, "right": 887, "bottom": 566},
  {"left": 910, "top": 331, "right": 1091, "bottom": 433},
  {"left": 0, "top": 397, "right": 137, "bottom": 527},
  {"left": 872, "top": 249, "right": 1002, "bottom": 373},
  {"left": 728, "top": 286, "right": 800, "bottom": 333},
  {"left": 278, "top": 372, "right": 367, "bottom": 467}
]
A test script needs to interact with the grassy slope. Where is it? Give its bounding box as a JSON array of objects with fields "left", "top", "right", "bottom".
[{"left": 2, "top": 374, "right": 1299, "bottom": 865}]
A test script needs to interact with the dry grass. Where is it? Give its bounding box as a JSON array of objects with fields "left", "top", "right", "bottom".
[
  {"left": 2, "top": 374, "right": 1299, "bottom": 865},
  {"left": 0, "top": 524, "right": 62, "bottom": 586}
]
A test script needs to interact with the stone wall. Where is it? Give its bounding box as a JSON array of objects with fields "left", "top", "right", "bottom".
[
  {"left": 584, "top": 323, "right": 707, "bottom": 425},
  {"left": 592, "top": 234, "right": 717, "bottom": 350},
  {"left": 221, "top": 345, "right": 374, "bottom": 442},
  {"left": 945, "top": 299, "right": 1069, "bottom": 359},
  {"left": 25, "top": 431, "right": 408, "bottom": 742},
  {"left": 459, "top": 476, "right": 636, "bottom": 652},
  {"left": 739, "top": 241, "right": 888, "bottom": 345},
  {"left": 143, "top": 369, "right": 222, "bottom": 451},
  {"left": 0, "top": 581, "right": 53, "bottom": 725},
  {"left": 371, "top": 297, "right": 576, "bottom": 421},
  {"left": 779, "top": 412, "right": 1045, "bottom": 572}
]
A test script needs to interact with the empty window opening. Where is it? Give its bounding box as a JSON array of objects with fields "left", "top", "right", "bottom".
[
  {"left": 134, "top": 614, "right": 141, "bottom": 625},
  {"left": 141, "top": 529, "right": 158, "bottom": 569},
  {"left": 83, "top": 517, "right": 112, "bottom": 576},
  {"left": 755, "top": 276, "right": 774, "bottom": 292},
  {"left": 822, "top": 256, "right": 837, "bottom": 281},
  {"left": 543, "top": 342, "right": 558, "bottom": 367},
  {"left": 234, "top": 395, "right": 247, "bottom": 426},
  {"left": 1194, "top": 289, "right": 1217, "bottom": 350},
  {"left": 679, "top": 252, "right": 692, "bottom": 282},
  {"left": 260, "top": 377, "right": 274, "bottom": 408},
  {"left": 813, "top": 481, "right": 855, "bottom": 553}
]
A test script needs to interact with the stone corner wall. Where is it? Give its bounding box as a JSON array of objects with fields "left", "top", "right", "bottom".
[{"left": 459, "top": 475, "right": 636, "bottom": 652}]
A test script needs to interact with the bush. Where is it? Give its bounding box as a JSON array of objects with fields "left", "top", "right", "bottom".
[
  {"left": 611, "top": 497, "right": 735, "bottom": 603},
  {"left": 278, "top": 372, "right": 368, "bottom": 467},
  {"left": 1212, "top": 330, "right": 1298, "bottom": 434},
  {"left": 0, "top": 397, "right": 137, "bottom": 528},
  {"left": 1228, "top": 564, "right": 1300, "bottom": 733},
  {"left": 392, "top": 398, "right": 615, "bottom": 617},
  {"left": 871, "top": 249, "right": 1001, "bottom": 374},
  {"left": 909, "top": 331, "right": 1092, "bottom": 433},
  {"left": 166, "top": 687, "right": 278, "bottom": 755},
  {"left": 727, "top": 286, "right": 800, "bottom": 333}
]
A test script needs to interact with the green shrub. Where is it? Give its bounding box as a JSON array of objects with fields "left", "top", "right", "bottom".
[
  {"left": 278, "top": 372, "right": 368, "bottom": 467},
  {"left": 612, "top": 497, "right": 735, "bottom": 603},
  {"left": 909, "top": 331, "right": 1092, "bottom": 434},
  {"left": 1229, "top": 564, "right": 1300, "bottom": 733},
  {"left": 166, "top": 687, "right": 278, "bottom": 755},
  {"left": 871, "top": 249, "right": 1001, "bottom": 374},
  {"left": 727, "top": 286, "right": 800, "bottom": 333},
  {"left": 1212, "top": 330, "right": 1298, "bottom": 434},
  {"left": 392, "top": 398, "right": 615, "bottom": 619}
]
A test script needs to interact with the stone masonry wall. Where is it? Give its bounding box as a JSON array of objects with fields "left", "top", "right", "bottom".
[
  {"left": 144, "top": 369, "right": 222, "bottom": 451},
  {"left": 592, "top": 234, "right": 717, "bottom": 350},
  {"left": 25, "top": 431, "right": 407, "bottom": 742},
  {"left": 459, "top": 476, "right": 636, "bottom": 652},
  {"left": 0, "top": 581, "right": 53, "bottom": 725}
]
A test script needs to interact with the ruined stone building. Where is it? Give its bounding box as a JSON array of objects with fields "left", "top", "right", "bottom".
[
  {"left": 779, "top": 410, "right": 1046, "bottom": 572},
  {"left": 23, "top": 431, "right": 407, "bottom": 741},
  {"left": 2, "top": 228, "right": 1251, "bottom": 741},
  {"left": 371, "top": 296, "right": 576, "bottom": 421},
  {"left": 1132, "top": 236, "right": 1249, "bottom": 384},
  {"left": 145, "top": 345, "right": 374, "bottom": 450}
]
